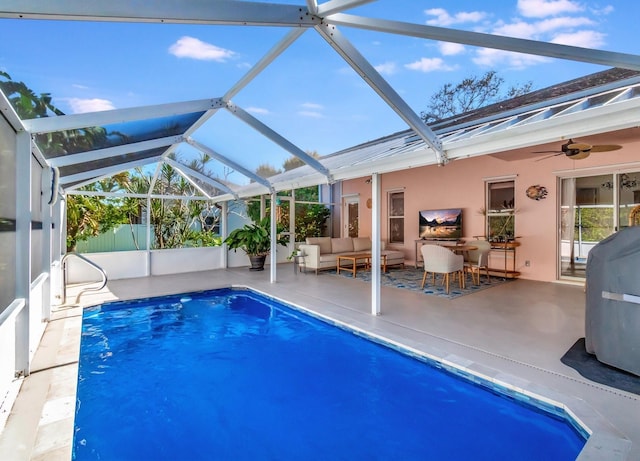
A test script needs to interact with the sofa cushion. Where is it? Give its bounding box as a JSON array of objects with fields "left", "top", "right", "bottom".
[
  {"left": 331, "top": 238, "right": 354, "bottom": 254},
  {"left": 306, "top": 236, "right": 332, "bottom": 254},
  {"left": 352, "top": 237, "right": 372, "bottom": 252}
]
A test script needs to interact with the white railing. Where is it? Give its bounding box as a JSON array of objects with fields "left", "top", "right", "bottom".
[
  {"left": 0, "top": 299, "right": 25, "bottom": 406},
  {"left": 29, "top": 273, "right": 49, "bottom": 358},
  {"left": 0, "top": 273, "right": 51, "bottom": 421}
]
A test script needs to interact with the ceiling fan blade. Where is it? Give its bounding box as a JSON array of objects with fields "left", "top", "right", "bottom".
[
  {"left": 532, "top": 150, "right": 563, "bottom": 154},
  {"left": 566, "top": 142, "right": 592, "bottom": 151},
  {"left": 535, "top": 152, "right": 564, "bottom": 161},
  {"left": 590, "top": 144, "right": 622, "bottom": 153}
]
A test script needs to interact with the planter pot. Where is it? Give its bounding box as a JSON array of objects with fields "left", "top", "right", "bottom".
[{"left": 249, "top": 255, "right": 267, "bottom": 271}]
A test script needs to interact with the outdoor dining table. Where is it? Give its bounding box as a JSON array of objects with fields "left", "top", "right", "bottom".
[{"left": 439, "top": 243, "right": 478, "bottom": 254}]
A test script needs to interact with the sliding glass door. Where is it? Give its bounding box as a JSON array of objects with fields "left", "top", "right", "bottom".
[{"left": 559, "top": 171, "right": 640, "bottom": 279}]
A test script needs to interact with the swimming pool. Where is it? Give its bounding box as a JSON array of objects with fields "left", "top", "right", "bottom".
[{"left": 73, "top": 288, "right": 585, "bottom": 460}]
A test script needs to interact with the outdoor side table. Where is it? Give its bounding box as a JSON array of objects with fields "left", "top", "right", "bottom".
[{"left": 293, "top": 254, "right": 306, "bottom": 274}]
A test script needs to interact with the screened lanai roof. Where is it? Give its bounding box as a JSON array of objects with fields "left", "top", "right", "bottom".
[{"left": 2, "top": 1, "right": 640, "bottom": 203}]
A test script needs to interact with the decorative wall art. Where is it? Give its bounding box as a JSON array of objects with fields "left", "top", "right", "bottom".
[{"left": 526, "top": 185, "right": 548, "bottom": 201}]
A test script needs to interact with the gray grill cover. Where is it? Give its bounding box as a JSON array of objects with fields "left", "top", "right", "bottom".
[{"left": 585, "top": 226, "right": 640, "bottom": 376}]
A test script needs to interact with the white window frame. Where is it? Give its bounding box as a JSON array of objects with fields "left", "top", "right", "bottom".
[
  {"left": 485, "top": 178, "right": 516, "bottom": 242},
  {"left": 388, "top": 190, "right": 404, "bottom": 244}
]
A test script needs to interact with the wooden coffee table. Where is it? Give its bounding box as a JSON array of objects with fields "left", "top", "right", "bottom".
[{"left": 337, "top": 253, "right": 387, "bottom": 277}]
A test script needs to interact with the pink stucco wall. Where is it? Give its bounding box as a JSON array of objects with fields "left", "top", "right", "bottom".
[{"left": 342, "top": 134, "right": 640, "bottom": 282}]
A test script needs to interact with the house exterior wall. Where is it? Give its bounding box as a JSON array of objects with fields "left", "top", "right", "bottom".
[{"left": 342, "top": 141, "right": 640, "bottom": 282}]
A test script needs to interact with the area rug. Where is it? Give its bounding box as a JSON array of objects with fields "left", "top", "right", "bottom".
[
  {"left": 325, "top": 267, "right": 510, "bottom": 299},
  {"left": 561, "top": 338, "right": 640, "bottom": 396}
]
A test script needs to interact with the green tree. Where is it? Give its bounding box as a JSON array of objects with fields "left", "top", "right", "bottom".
[
  {"left": 66, "top": 173, "right": 134, "bottom": 251},
  {"left": 0, "top": 71, "right": 64, "bottom": 119},
  {"left": 125, "top": 154, "right": 223, "bottom": 250},
  {"left": 421, "top": 71, "right": 533, "bottom": 124},
  {"left": 2, "top": 72, "right": 223, "bottom": 251},
  {"left": 255, "top": 163, "right": 281, "bottom": 178}
]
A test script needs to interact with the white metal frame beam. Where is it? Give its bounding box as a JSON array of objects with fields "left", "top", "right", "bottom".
[
  {"left": 225, "top": 102, "right": 333, "bottom": 182},
  {"left": 314, "top": 23, "right": 446, "bottom": 164},
  {"left": 59, "top": 156, "right": 165, "bottom": 185},
  {"left": 326, "top": 14, "right": 640, "bottom": 71},
  {"left": 48, "top": 136, "right": 181, "bottom": 168},
  {"left": 168, "top": 166, "right": 213, "bottom": 200},
  {"left": 164, "top": 157, "right": 239, "bottom": 200},
  {"left": 184, "top": 137, "right": 272, "bottom": 192},
  {"left": 317, "top": 0, "right": 377, "bottom": 16},
  {"left": 0, "top": 89, "right": 24, "bottom": 132},
  {"left": 223, "top": 28, "right": 307, "bottom": 102},
  {"left": 22, "top": 98, "right": 222, "bottom": 134},
  {"left": 0, "top": 1, "right": 320, "bottom": 27}
]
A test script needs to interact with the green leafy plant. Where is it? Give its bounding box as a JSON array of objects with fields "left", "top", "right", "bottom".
[{"left": 224, "top": 217, "right": 285, "bottom": 256}]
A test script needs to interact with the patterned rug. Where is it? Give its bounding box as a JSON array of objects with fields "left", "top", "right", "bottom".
[{"left": 325, "top": 266, "right": 510, "bottom": 299}]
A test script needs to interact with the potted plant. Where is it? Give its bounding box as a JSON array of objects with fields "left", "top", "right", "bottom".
[{"left": 224, "top": 217, "right": 285, "bottom": 271}]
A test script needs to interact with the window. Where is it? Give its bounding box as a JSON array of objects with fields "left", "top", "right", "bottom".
[
  {"left": 486, "top": 180, "right": 515, "bottom": 242},
  {"left": 388, "top": 191, "right": 404, "bottom": 243}
]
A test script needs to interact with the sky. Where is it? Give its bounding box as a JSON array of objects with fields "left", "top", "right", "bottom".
[{"left": 1, "top": 0, "right": 639, "bottom": 185}]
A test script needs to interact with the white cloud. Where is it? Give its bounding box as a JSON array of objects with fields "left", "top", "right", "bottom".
[
  {"left": 298, "top": 111, "right": 324, "bottom": 118},
  {"left": 405, "top": 57, "right": 456, "bottom": 73},
  {"left": 301, "top": 102, "right": 323, "bottom": 110},
  {"left": 66, "top": 98, "right": 115, "bottom": 113},
  {"left": 551, "top": 29, "right": 605, "bottom": 48},
  {"left": 425, "top": 8, "right": 487, "bottom": 26},
  {"left": 375, "top": 61, "right": 398, "bottom": 75},
  {"left": 517, "top": 0, "right": 583, "bottom": 18},
  {"left": 72, "top": 83, "right": 89, "bottom": 90},
  {"left": 438, "top": 42, "right": 465, "bottom": 56},
  {"left": 246, "top": 106, "right": 270, "bottom": 115},
  {"left": 592, "top": 5, "right": 614, "bottom": 15},
  {"left": 472, "top": 8, "right": 602, "bottom": 69},
  {"left": 537, "top": 16, "right": 595, "bottom": 33},
  {"left": 491, "top": 21, "right": 538, "bottom": 39},
  {"left": 472, "top": 48, "right": 548, "bottom": 69},
  {"left": 168, "top": 36, "right": 235, "bottom": 61},
  {"left": 491, "top": 16, "right": 594, "bottom": 39}
]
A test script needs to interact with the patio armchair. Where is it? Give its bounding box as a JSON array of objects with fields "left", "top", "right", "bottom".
[
  {"left": 464, "top": 239, "right": 491, "bottom": 285},
  {"left": 420, "top": 244, "right": 465, "bottom": 294}
]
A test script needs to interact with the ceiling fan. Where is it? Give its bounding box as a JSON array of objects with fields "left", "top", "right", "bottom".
[{"left": 534, "top": 139, "right": 622, "bottom": 161}]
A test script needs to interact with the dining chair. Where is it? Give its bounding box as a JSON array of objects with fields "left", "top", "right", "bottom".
[
  {"left": 420, "top": 244, "right": 465, "bottom": 294},
  {"left": 464, "top": 240, "right": 491, "bottom": 285}
]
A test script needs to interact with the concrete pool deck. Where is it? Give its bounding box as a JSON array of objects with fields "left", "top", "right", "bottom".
[{"left": 1, "top": 265, "right": 638, "bottom": 460}]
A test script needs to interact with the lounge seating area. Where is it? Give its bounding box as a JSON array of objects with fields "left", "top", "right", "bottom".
[{"left": 298, "top": 237, "right": 405, "bottom": 274}]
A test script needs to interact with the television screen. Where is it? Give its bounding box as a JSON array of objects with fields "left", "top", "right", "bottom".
[{"left": 419, "top": 208, "right": 462, "bottom": 240}]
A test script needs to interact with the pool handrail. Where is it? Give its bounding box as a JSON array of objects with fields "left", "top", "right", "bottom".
[{"left": 61, "top": 252, "right": 108, "bottom": 304}]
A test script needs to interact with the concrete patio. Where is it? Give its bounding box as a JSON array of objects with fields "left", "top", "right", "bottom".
[{"left": 1, "top": 265, "right": 637, "bottom": 460}]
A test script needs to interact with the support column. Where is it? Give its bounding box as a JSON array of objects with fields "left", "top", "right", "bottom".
[
  {"left": 270, "top": 191, "right": 277, "bottom": 283},
  {"left": 40, "top": 167, "right": 52, "bottom": 321},
  {"left": 221, "top": 201, "right": 228, "bottom": 269},
  {"left": 371, "top": 173, "right": 381, "bottom": 315},
  {"left": 15, "top": 132, "right": 32, "bottom": 375},
  {"left": 146, "top": 196, "right": 152, "bottom": 276}
]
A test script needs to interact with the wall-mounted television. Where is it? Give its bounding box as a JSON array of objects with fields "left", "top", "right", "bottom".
[{"left": 419, "top": 208, "right": 462, "bottom": 240}]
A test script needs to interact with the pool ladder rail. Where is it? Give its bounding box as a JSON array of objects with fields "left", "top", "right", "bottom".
[{"left": 61, "top": 252, "right": 108, "bottom": 305}]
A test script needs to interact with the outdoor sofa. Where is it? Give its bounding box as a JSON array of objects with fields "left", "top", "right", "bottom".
[{"left": 298, "top": 237, "right": 405, "bottom": 274}]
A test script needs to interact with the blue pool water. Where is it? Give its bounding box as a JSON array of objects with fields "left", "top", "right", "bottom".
[{"left": 74, "top": 288, "right": 585, "bottom": 460}]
